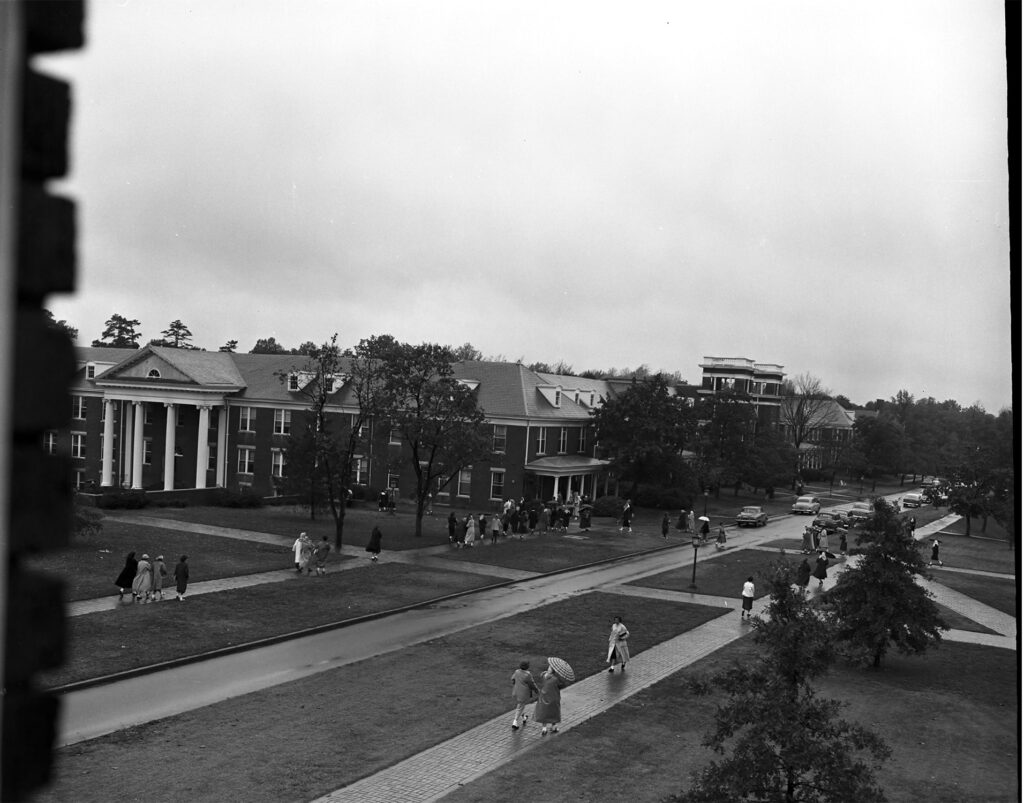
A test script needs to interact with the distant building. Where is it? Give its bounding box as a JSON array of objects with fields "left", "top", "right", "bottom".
[
  {"left": 779, "top": 397, "right": 856, "bottom": 470},
  {"left": 697, "top": 356, "right": 785, "bottom": 428},
  {"left": 61, "top": 346, "right": 614, "bottom": 510}
]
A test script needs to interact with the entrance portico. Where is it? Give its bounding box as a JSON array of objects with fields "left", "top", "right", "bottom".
[{"left": 524, "top": 455, "right": 610, "bottom": 502}]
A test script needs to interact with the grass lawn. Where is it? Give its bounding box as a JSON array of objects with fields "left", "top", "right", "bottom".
[
  {"left": 40, "top": 562, "right": 509, "bottom": 689},
  {"left": 929, "top": 572, "right": 1017, "bottom": 618},
  {"left": 915, "top": 527, "right": 1016, "bottom": 575},
  {"left": 37, "top": 592, "right": 728, "bottom": 803},
  {"left": 445, "top": 640, "right": 1019, "bottom": 803},
  {"left": 626, "top": 548, "right": 817, "bottom": 599},
  {"left": 25, "top": 519, "right": 300, "bottom": 602}
]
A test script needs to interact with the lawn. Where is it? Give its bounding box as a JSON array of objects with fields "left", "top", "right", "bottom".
[
  {"left": 40, "top": 562, "right": 509, "bottom": 689},
  {"left": 37, "top": 592, "right": 729, "bottom": 803},
  {"left": 627, "top": 548, "right": 816, "bottom": 599},
  {"left": 445, "top": 639, "right": 1019, "bottom": 803},
  {"left": 929, "top": 571, "right": 1017, "bottom": 618}
]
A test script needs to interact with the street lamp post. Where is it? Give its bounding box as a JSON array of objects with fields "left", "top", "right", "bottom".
[
  {"left": 689, "top": 534, "right": 700, "bottom": 588},
  {"left": 703, "top": 489, "right": 709, "bottom": 518}
]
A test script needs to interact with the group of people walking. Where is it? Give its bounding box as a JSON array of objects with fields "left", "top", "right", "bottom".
[
  {"left": 292, "top": 532, "right": 334, "bottom": 574},
  {"left": 447, "top": 495, "right": 593, "bottom": 548},
  {"left": 114, "top": 552, "right": 189, "bottom": 602},
  {"left": 508, "top": 616, "right": 629, "bottom": 736}
]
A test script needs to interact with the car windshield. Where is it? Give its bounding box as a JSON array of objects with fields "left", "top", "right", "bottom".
[
  {"left": 796, "top": 497, "right": 813, "bottom": 504},
  {"left": 741, "top": 507, "right": 759, "bottom": 514}
]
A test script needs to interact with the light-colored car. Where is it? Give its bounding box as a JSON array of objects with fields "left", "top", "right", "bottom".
[
  {"left": 791, "top": 495, "right": 821, "bottom": 515},
  {"left": 848, "top": 501, "right": 872, "bottom": 522},
  {"left": 902, "top": 492, "right": 925, "bottom": 508},
  {"left": 736, "top": 506, "right": 768, "bottom": 527}
]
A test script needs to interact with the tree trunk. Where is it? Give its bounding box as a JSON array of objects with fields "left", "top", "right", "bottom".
[
  {"left": 872, "top": 644, "right": 884, "bottom": 668},
  {"left": 965, "top": 514, "right": 972, "bottom": 537}
]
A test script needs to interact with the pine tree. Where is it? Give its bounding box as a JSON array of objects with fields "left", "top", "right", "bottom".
[{"left": 827, "top": 498, "right": 948, "bottom": 668}]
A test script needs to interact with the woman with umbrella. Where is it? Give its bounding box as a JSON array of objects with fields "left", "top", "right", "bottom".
[
  {"left": 698, "top": 516, "right": 711, "bottom": 544},
  {"left": 535, "top": 657, "right": 573, "bottom": 736}
]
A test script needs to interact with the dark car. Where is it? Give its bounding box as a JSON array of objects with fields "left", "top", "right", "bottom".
[
  {"left": 812, "top": 511, "right": 845, "bottom": 533},
  {"left": 736, "top": 506, "right": 768, "bottom": 527},
  {"left": 847, "top": 501, "right": 872, "bottom": 523}
]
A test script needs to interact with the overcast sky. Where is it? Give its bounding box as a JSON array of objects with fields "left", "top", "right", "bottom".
[{"left": 43, "top": 0, "right": 1012, "bottom": 411}]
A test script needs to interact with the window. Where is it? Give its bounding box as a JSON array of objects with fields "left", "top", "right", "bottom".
[
  {"left": 434, "top": 475, "right": 449, "bottom": 497},
  {"left": 74, "top": 469, "right": 85, "bottom": 489},
  {"left": 574, "top": 391, "right": 580, "bottom": 404},
  {"left": 177, "top": 407, "right": 186, "bottom": 427},
  {"left": 237, "top": 447, "right": 255, "bottom": 474},
  {"left": 43, "top": 431, "right": 57, "bottom": 455},
  {"left": 554, "top": 390, "right": 561, "bottom": 407},
  {"left": 144, "top": 405, "right": 154, "bottom": 425},
  {"left": 239, "top": 407, "right": 255, "bottom": 432},
  {"left": 143, "top": 438, "right": 153, "bottom": 465},
  {"left": 387, "top": 473, "right": 400, "bottom": 492},
  {"left": 352, "top": 416, "right": 369, "bottom": 440},
  {"left": 457, "top": 467, "right": 472, "bottom": 497},
  {"left": 86, "top": 364, "right": 96, "bottom": 379},
  {"left": 590, "top": 392, "right": 595, "bottom": 406},
  {"left": 578, "top": 427, "right": 587, "bottom": 454},
  {"left": 492, "top": 424, "right": 507, "bottom": 453},
  {"left": 101, "top": 400, "right": 109, "bottom": 422},
  {"left": 72, "top": 395, "right": 86, "bottom": 420},
  {"left": 389, "top": 426, "right": 402, "bottom": 445},
  {"left": 352, "top": 455, "right": 368, "bottom": 484},
  {"left": 323, "top": 376, "right": 335, "bottom": 393},
  {"left": 71, "top": 432, "right": 86, "bottom": 460},
  {"left": 147, "top": 369, "right": 161, "bottom": 378},
  {"left": 274, "top": 409, "right": 291, "bottom": 435},
  {"left": 288, "top": 374, "right": 300, "bottom": 391},
  {"left": 489, "top": 470, "right": 505, "bottom": 501},
  {"left": 271, "top": 449, "right": 285, "bottom": 478},
  {"left": 536, "top": 428, "right": 547, "bottom": 455},
  {"left": 208, "top": 444, "right": 218, "bottom": 472},
  {"left": 558, "top": 427, "right": 568, "bottom": 454}
]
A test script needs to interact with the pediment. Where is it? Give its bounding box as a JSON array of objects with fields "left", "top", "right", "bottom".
[{"left": 105, "top": 352, "right": 195, "bottom": 384}]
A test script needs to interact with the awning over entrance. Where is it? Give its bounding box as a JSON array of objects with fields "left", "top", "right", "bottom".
[{"left": 524, "top": 456, "right": 609, "bottom": 477}]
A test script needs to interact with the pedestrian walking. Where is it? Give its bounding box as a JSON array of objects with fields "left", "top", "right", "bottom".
[
  {"left": 796, "top": 558, "right": 811, "bottom": 595},
  {"left": 365, "top": 525, "right": 383, "bottom": 562},
  {"left": 114, "top": 551, "right": 138, "bottom": 601},
  {"left": 173, "top": 555, "right": 190, "bottom": 601},
  {"left": 801, "top": 526, "right": 814, "bottom": 554},
  {"left": 661, "top": 513, "right": 669, "bottom": 540},
  {"left": 299, "top": 533, "right": 314, "bottom": 575},
  {"left": 510, "top": 660, "right": 539, "bottom": 730},
  {"left": 465, "top": 513, "right": 478, "bottom": 547},
  {"left": 313, "top": 536, "right": 332, "bottom": 575},
  {"left": 715, "top": 523, "right": 728, "bottom": 551},
  {"left": 292, "top": 533, "right": 306, "bottom": 573},
  {"left": 740, "top": 576, "right": 755, "bottom": 620},
  {"left": 578, "top": 506, "right": 591, "bottom": 532},
  {"left": 151, "top": 555, "right": 167, "bottom": 601},
  {"left": 619, "top": 499, "right": 633, "bottom": 533},
  {"left": 528, "top": 506, "right": 539, "bottom": 534},
  {"left": 676, "top": 509, "right": 687, "bottom": 531},
  {"left": 606, "top": 616, "right": 630, "bottom": 672},
  {"left": 699, "top": 517, "right": 711, "bottom": 544},
  {"left": 687, "top": 510, "right": 696, "bottom": 533},
  {"left": 909, "top": 516, "right": 917, "bottom": 537},
  {"left": 534, "top": 661, "right": 566, "bottom": 736},
  {"left": 490, "top": 513, "right": 501, "bottom": 545},
  {"left": 131, "top": 554, "right": 153, "bottom": 602},
  {"left": 929, "top": 538, "right": 943, "bottom": 566},
  {"left": 839, "top": 529, "right": 848, "bottom": 556},
  {"left": 447, "top": 511, "right": 458, "bottom": 545},
  {"left": 813, "top": 551, "right": 829, "bottom": 587}
]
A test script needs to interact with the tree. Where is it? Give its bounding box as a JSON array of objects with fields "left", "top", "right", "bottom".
[
  {"left": 250, "top": 337, "right": 287, "bottom": 354},
  {"left": 73, "top": 503, "right": 103, "bottom": 538},
  {"left": 674, "top": 563, "right": 890, "bottom": 803},
  {"left": 590, "top": 374, "right": 697, "bottom": 497},
  {"left": 451, "top": 342, "right": 483, "bottom": 362},
  {"left": 696, "top": 390, "right": 757, "bottom": 494},
  {"left": 352, "top": 336, "right": 491, "bottom": 537},
  {"left": 827, "top": 499, "right": 948, "bottom": 668},
  {"left": 43, "top": 309, "right": 78, "bottom": 341},
  {"left": 275, "top": 336, "right": 363, "bottom": 548},
  {"left": 219, "top": 340, "right": 238, "bottom": 353},
  {"left": 293, "top": 341, "right": 319, "bottom": 357},
  {"left": 151, "top": 319, "right": 197, "bottom": 349},
  {"left": 779, "top": 373, "right": 835, "bottom": 473},
  {"left": 91, "top": 313, "right": 141, "bottom": 349}
]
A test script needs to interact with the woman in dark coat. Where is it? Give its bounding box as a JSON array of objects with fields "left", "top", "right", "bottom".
[
  {"left": 173, "top": 555, "right": 189, "bottom": 601},
  {"left": 447, "top": 512, "right": 458, "bottom": 545},
  {"left": 813, "top": 551, "right": 829, "bottom": 587},
  {"left": 796, "top": 557, "right": 811, "bottom": 595},
  {"left": 366, "top": 525, "right": 383, "bottom": 562},
  {"left": 534, "top": 663, "right": 566, "bottom": 736},
  {"left": 114, "top": 551, "right": 138, "bottom": 600}
]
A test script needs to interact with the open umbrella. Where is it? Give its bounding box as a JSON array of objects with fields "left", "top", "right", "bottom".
[
  {"left": 547, "top": 657, "right": 575, "bottom": 683},
  {"left": 698, "top": 516, "right": 710, "bottom": 522}
]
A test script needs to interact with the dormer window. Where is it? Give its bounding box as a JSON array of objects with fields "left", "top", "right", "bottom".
[
  {"left": 86, "top": 363, "right": 96, "bottom": 379},
  {"left": 288, "top": 374, "right": 300, "bottom": 391},
  {"left": 324, "top": 376, "right": 335, "bottom": 393},
  {"left": 590, "top": 392, "right": 596, "bottom": 406},
  {"left": 574, "top": 391, "right": 580, "bottom": 404},
  {"left": 147, "top": 369, "right": 161, "bottom": 379},
  {"left": 554, "top": 390, "right": 561, "bottom": 407}
]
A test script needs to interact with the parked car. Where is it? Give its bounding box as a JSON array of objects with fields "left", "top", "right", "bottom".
[
  {"left": 791, "top": 495, "right": 821, "bottom": 515},
  {"left": 736, "top": 506, "right": 768, "bottom": 527},
  {"left": 848, "top": 501, "right": 872, "bottom": 522},
  {"left": 812, "top": 511, "right": 845, "bottom": 533},
  {"left": 902, "top": 492, "right": 925, "bottom": 508}
]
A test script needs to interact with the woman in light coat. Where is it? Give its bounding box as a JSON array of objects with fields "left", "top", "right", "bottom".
[
  {"left": 606, "top": 616, "right": 630, "bottom": 672},
  {"left": 131, "top": 554, "right": 153, "bottom": 602},
  {"left": 533, "top": 663, "right": 566, "bottom": 736},
  {"left": 150, "top": 555, "right": 167, "bottom": 601}
]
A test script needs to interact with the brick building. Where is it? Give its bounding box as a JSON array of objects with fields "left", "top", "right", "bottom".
[{"left": 62, "top": 346, "right": 614, "bottom": 511}]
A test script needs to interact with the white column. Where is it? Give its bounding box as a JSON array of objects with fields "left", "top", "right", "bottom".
[
  {"left": 195, "top": 405, "right": 210, "bottom": 489},
  {"left": 101, "top": 399, "right": 115, "bottom": 487},
  {"left": 122, "top": 401, "right": 134, "bottom": 488},
  {"left": 163, "top": 403, "right": 176, "bottom": 491},
  {"left": 553, "top": 476, "right": 562, "bottom": 502},
  {"left": 215, "top": 404, "right": 228, "bottom": 487},
  {"left": 131, "top": 401, "right": 144, "bottom": 490}
]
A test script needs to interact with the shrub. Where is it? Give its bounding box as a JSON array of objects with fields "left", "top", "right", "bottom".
[
  {"left": 591, "top": 495, "right": 626, "bottom": 518},
  {"left": 632, "top": 485, "right": 692, "bottom": 510},
  {"left": 96, "top": 491, "right": 149, "bottom": 510},
  {"left": 74, "top": 504, "right": 104, "bottom": 537},
  {"left": 217, "top": 490, "right": 265, "bottom": 508}
]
